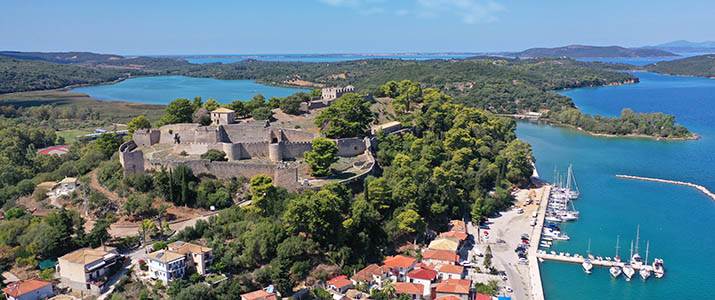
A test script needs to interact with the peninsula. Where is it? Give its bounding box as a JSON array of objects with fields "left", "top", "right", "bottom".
[{"left": 509, "top": 45, "right": 679, "bottom": 59}]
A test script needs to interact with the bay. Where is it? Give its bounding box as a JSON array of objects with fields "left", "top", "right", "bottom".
[
  {"left": 69, "top": 75, "right": 309, "bottom": 105},
  {"left": 516, "top": 71, "right": 715, "bottom": 299}
]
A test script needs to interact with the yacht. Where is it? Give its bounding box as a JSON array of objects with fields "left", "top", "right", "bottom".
[
  {"left": 565, "top": 164, "right": 580, "bottom": 199},
  {"left": 623, "top": 263, "right": 635, "bottom": 281},
  {"left": 582, "top": 238, "right": 593, "bottom": 274},
  {"left": 639, "top": 241, "right": 652, "bottom": 280},
  {"left": 631, "top": 226, "right": 643, "bottom": 267},
  {"left": 652, "top": 258, "right": 665, "bottom": 278},
  {"left": 609, "top": 235, "right": 622, "bottom": 278}
]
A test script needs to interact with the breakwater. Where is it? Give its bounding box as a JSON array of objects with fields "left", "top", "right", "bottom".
[{"left": 616, "top": 175, "right": 715, "bottom": 201}]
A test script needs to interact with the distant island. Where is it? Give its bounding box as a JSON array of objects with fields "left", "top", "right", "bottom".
[
  {"left": 511, "top": 45, "right": 679, "bottom": 58},
  {"left": 643, "top": 40, "right": 715, "bottom": 53},
  {"left": 645, "top": 54, "right": 715, "bottom": 78}
]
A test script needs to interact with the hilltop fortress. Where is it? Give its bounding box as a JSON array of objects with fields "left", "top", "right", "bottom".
[{"left": 119, "top": 108, "right": 371, "bottom": 190}]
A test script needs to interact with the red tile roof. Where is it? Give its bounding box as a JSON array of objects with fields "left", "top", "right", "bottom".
[
  {"left": 331, "top": 278, "right": 354, "bottom": 289},
  {"left": 436, "top": 279, "right": 471, "bottom": 295},
  {"left": 476, "top": 293, "right": 493, "bottom": 300},
  {"left": 435, "top": 296, "right": 463, "bottom": 300},
  {"left": 383, "top": 255, "right": 417, "bottom": 269},
  {"left": 351, "top": 264, "right": 388, "bottom": 281},
  {"left": 407, "top": 268, "right": 438, "bottom": 280},
  {"left": 449, "top": 220, "right": 467, "bottom": 233},
  {"left": 2, "top": 278, "right": 51, "bottom": 297},
  {"left": 395, "top": 282, "right": 424, "bottom": 295},
  {"left": 438, "top": 264, "right": 465, "bottom": 274},
  {"left": 327, "top": 275, "right": 348, "bottom": 285},
  {"left": 423, "top": 249, "right": 460, "bottom": 263},
  {"left": 241, "top": 290, "right": 277, "bottom": 300},
  {"left": 440, "top": 231, "right": 468, "bottom": 241}
]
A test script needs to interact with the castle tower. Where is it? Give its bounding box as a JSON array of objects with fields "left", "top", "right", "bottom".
[{"left": 211, "top": 108, "right": 235, "bottom": 126}]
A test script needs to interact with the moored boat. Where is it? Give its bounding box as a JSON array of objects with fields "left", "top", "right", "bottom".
[
  {"left": 652, "top": 258, "right": 665, "bottom": 278},
  {"left": 623, "top": 263, "right": 635, "bottom": 281}
]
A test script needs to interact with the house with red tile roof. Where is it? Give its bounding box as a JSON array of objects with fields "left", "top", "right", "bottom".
[
  {"left": 476, "top": 293, "right": 493, "bottom": 300},
  {"left": 406, "top": 268, "right": 438, "bottom": 297},
  {"left": 438, "top": 264, "right": 465, "bottom": 280},
  {"left": 328, "top": 275, "right": 354, "bottom": 293},
  {"left": 434, "top": 296, "right": 463, "bottom": 300},
  {"left": 394, "top": 282, "right": 425, "bottom": 300},
  {"left": 241, "top": 290, "right": 277, "bottom": 300},
  {"left": 351, "top": 264, "right": 389, "bottom": 285},
  {"left": 383, "top": 255, "right": 417, "bottom": 281},
  {"left": 439, "top": 231, "right": 468, "bottom": 241},
  {"left": 435, "top": 279, "right": 471, "bottom": 300},
  {"left": 422, "top": 249, "right": 460, "bottom": 266},
  {"left": 2, "top": 278, "right": 53, "bottom": 300}
]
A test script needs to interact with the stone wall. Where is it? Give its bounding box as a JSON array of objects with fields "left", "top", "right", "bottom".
[
  {"left": 119, "top": 140, "right": 144, "bottom": 176},
  {"left": 280, "top": 129, "right": 320, "bottom": 142},
  {"left": 336, "top": 137, "right": 367, "bottom": 157},
  {"left": 133, "top": 129, "right": 160, "bottom": 147},
  {"left": 239, "top": 141, "right": 270, "bottom": 159},
  {"left": 281, "top": 141, "right": 314, "bottom": 159}
]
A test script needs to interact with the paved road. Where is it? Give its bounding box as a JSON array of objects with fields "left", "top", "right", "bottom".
[{"left": 97, "top": 247, "right": 149, "bottom": 300}]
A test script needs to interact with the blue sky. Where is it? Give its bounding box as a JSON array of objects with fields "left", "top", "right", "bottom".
[{"left": 1, "top": 0, "right": 713, "bottom": 54}]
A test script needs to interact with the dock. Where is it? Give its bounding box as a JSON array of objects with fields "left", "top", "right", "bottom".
[
  {"left": 616, "top": 174, "right": 715, "bottom": 201},
  {"left": 527, "top": 184, "right": 550, "bottom": 300},
  {"left": 535, "top": 251, "right": 654, "bottom": 271}
]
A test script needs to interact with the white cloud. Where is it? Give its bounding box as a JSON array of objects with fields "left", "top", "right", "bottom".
[{"left": 317, "top": 0, "right": 504, "bottom": 24}]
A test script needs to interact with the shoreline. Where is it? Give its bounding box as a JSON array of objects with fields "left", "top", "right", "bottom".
[{"left": 543, "top": 120, "right": 700, "bottom": 141}]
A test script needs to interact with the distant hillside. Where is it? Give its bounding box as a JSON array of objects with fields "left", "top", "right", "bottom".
[
  {"left": 0, "top": 51, "right": 123, "bottom": 64},
  {"left": 512, "top": 45, "right": 678, "bottom": 58},
  {"left": 645, "top": 40, "right": 715, "bottom": 53},
  {"left": 646, "top": 54, "right": 715, "bottom": 77}
]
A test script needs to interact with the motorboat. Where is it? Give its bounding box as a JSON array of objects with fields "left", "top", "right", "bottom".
[
  {"left": 609, "top": 265, "right": 622, "bottom": 278},
  {"left": 652, "top": 258, "right": 665, "bottom": 278},
  {"left": 582, "top": 259, "right": 593, "bottom": 274},
  {"left": 623, "top": 263, "right": 635, "bottom": 281}
]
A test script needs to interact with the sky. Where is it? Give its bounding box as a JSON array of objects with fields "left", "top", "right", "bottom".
[{"left": 1, "top": 0, "right": 713, "bottom": 55}]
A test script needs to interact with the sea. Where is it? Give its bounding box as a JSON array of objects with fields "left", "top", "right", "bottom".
[{"left": 516, "top": 71, "right": 715, "bottom": 299}]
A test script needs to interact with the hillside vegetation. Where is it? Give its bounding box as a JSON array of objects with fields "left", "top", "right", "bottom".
[
  {"left": 0, "top": 57, "right": 129, "bottom": 93},
  {"left": 511, "top": 45, "right": 678, "bottom": 58},
  {"left": 646, "top": 54, "right": 715, "bottom": 77}
]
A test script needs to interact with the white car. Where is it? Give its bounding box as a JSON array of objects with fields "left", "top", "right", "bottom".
[{"left": 506, "top": 287, "right": 514, "bottom": 293}]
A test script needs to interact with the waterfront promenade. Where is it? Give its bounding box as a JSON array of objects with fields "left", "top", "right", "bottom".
[
  {"left": 528, "top": 184, "right": 550, "bottom": 300},
  {"left": 616, "top": 175, "right": 715, "bottom": 201}
]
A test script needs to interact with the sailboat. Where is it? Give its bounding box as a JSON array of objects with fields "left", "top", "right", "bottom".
[
  {"left": 652, "top": 258, "right": 665, "bottom": 279},
  {"left": 566, "top": 164, "right": 580, "bottom": 199},
  {"left": 582, "top": 238, "right": 593, "bottom": 274},
  {"left": 623, "top": 240, "right": 635, "bottom": 281},
  {"left": 630, "top": 225, "right": 643, "bottom": 267},
  {"left": 609, "top": 235, "right": 623, "bottom": 278},
  {"left": 639, "top": 241, "right": 652, "bottom": 280}
]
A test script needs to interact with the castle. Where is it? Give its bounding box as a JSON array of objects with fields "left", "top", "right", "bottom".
[
  {"left": 321, "top": 85, "right": 355, "bottom": 101},
  {"left": 119, "top": 108, "right": 371, "bottom": 190}
]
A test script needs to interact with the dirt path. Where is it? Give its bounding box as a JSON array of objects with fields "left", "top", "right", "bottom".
[{"left": 89, "top": 169, "right": 125, "bottom": 202}]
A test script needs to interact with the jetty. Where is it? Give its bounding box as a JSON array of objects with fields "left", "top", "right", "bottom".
[
  {"left": 528, "top": 184, "right": 550, "bottom": 300},
  {"left": 616, "top": 174, "right": 715, "bottom": 201},
  {"left": 535, "top": 250, "right": 654, "bottom": 271}
]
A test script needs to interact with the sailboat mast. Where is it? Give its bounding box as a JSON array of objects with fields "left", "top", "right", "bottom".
[
  {"left": 635, "top": 225, "right": 640, "bottom": 254},
  {"left": 567, "top": 164, "right": 572, "bottom": 192},
  {"left": 645, "top": 241, "right": 650, "bottom": 265},
  {"left": 587, "top": 238, "right": 591, "bottom": 255},
  {"left": 630, "top": 240, "right": 634, "bottom": 259},
  {"left": 615, "top": 235, "right": 620, "bottom": 258}
]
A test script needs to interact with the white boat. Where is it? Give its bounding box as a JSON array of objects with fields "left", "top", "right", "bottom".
[
  {"left": 623, "top": 263, "right": 635, "bottom": 281},
  {"left": 610, "top": 235, "right": 622, "bottom": 278},
  {"left": 582, "top": 239, "right": 593, "bottom": 274},
  {"left": 539, "top": 242, "right": 551, "bottom": 248},
  {"left": 545, "top": 215, "right": 563, "bottom": 222},
  {"left": 565, "top": 164, "right": 580, "bottom": 199},
  {"left": 631, "top": 225, "right": 643, "bottom": 267},
  {"left": 639, "top": 241, "right": 652, "bottom": 280},
  {"left": 652, "top": 258, "right": 665, "bottom": 278}
]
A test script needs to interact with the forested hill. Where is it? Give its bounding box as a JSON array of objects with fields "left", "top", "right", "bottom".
[
  {"left": 645, "top": 54, "right": 715, "bottom": 78},
  {"left": 0, "top": 51, "right": 123, "bottom": 64},
  {"left": 511, "top": 45, "right": 678, "bottom": 58}
]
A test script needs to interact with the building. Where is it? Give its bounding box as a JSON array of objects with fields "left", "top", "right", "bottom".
[
  {"left": 351, "top": 264, "right": 390, "bottom": 286},
  {"left": 434, "top": 296, "right": 462, "bottom": 300},
  {"left": 41, "top": 177, "right": 78, "bottom": 198},
  {"left": 435, "top": 279, "right": 471, "bottom": 300},
  {"left": 394, "top": 282, "right": 425, "bottom": 300},
  {"left": 241, "top": 290, "right": 277, "bottom": 300},
  {"left": 406, "top": 268, "right": 438, "bottom": 297},
  {"left": 428, "top": 237, "right": 460, "bottom": 253},
  {"left": 167, "top": 241, "right": 213, "bottom": 275},
  {"left": 371, "top": 121, "right": 402, "bottom": 135},
  {"left": 437, "top": 264, "right": 465, "bottom": 280},
  {"left": 439, "top": 231, "right": 468, "bottom": 242},
  {"left": 449, "top": 220, "right": 467, "bottom": 233},
  {"left": 422, "top": 249, "right": 460, "bottom": 266},
  {"left": 327, "top": 275, "right": 354, "bottom": 294},
  {"left": 476, "top": 294, "right": 493, "bottom": 300},
  {"left": 321, "top": 86, "right": 355, "bottom": 100},
  {"left": 2, "top": 278, "right": 53, "bottom": 300},
  {"left": 56, "top": 246, "right": 121, "bottom": 294},
  {"left": 147, "top": 250, "right": 186, "bottom": 282},
  {"left": 383, "top": 255, "right": 417, "bottom": 281},
  {"left": 211, "top": 108, "right": 236, "bottom": 125}
]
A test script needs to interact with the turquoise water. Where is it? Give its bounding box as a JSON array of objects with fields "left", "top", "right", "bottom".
[
  {"left": 69, "top": 76, "right": 308, "bottom": 105},
  {"left": 181, "top": 54, "right": 477, "bottom": 64},
  {"left": 516, "top": 72, "right": 715, "bottom": 299}
]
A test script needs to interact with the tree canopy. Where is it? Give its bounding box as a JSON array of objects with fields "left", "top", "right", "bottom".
[{"left": 315, "top": 93, "right": 374, "bottom": 138}]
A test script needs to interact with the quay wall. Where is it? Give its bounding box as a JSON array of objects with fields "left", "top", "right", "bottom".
[{"left": 616, "top": 174, "right": 715, "bottom": 201}]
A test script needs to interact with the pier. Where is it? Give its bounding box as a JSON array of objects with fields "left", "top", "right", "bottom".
[
  {"left": 527, "top": 184, "right": 550, "bottom": 300},
  {"left": 616, "top": 174, "right": 715, "bottom": 201},
  {"left": 536, "top": 251, "right": 654, "bottom": 271}
]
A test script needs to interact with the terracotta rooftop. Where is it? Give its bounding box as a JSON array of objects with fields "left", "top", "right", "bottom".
[
  {"left": 241, "top": 290, "right": 277, "bottom": 300},
  {"left": 330, "top": 278, "right": 353, "bottom": 289},
  {"left": 59, "top": 246, "right": 116, "bottom": 265},
  {"left": 435, "top": 296, "right": 463, "bottom": 300},
  {"left": 476, "top": 294, "right": 493, "bottom": 300},
  {"left": 436, "top": 279, "right": 471, "bottom": 295},
  {"left": 168, "top": 241, "right": 212, "bottom": 254},
  {"left": 423, "top": 249, "right": 460, "bottom": 263},
  {"left": 147, "top": 250, "right": 185, "bottom": 263},
  {"left": 2, "top": 278, "right": 51, "bottom": 297},
  {"left": 383, "top": 255, "right": 417, "bottom": 269},
  {"left": 394, "top": 282, "right": 424, "bottom": 295},
  {"left": 407, "top": 268, "right": 438, "bottom": 280},
  {"left": 440, "top": 231, "right": 468, "bottom": 241},
  {"left": 351, "top": 264, "right": 388, "bottom": 281},
  {"left": 212, "top": 108, "right": 235, "bottom": 113},
  {"left": 327, "top": 275, "right": 348, "bottom": 285},
  {"left": 438, "top": 264, "right": 464, "bottom": 274},
  {"left": 428, "top": 237, "right": 460, "bottom": 252},
  {"left": 449, "top": 220, "right": 467, "bottom": 233}
]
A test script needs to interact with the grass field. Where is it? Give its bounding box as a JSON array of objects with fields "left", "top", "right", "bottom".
[{"left": 0, "top": 90, "right": 166, "bottom": 124}]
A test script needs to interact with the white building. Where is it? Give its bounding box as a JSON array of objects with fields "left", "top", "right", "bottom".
[
  {"left": 56, "top": 246, "right": 121, "bottom": 294},
  {"left": 147, "top": 250, "right": 186, "bottom": 282},
  {"left": 2, "top": 278, "right": 53, "bottom": 300},
  {"left": 167, "top": 241, "right": 213, "bottom": 275}
]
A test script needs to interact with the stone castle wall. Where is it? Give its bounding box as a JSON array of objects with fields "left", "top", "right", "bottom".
[{"left": 336, "top": 137, "right": 367, "bottom": 157}]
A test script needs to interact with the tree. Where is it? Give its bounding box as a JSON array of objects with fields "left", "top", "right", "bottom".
[
  {"left": 140, "top": 219, "right": 157, "bottom": 247},
  {"left": 315, "top": 93, "right": 374, "bottom": 138},
  {"left": 252, "top": 107, "right": 273, "bottom": 120},
  {"left": 283, "top": 190, "right": 344, "bottom": 249},
  {"left": 304, "top": 137, "right": 338, "bottom": 177},
  {"left": 396, "top": 209, "right": 425, "bottom": 235},
  {"left": 228, "top": 100, "right": 249, "bottom": 118},
  {"left": 382, "top": 278, "right": 396, "bottom": 299},
  {"left": 280, "top": 95, "right": 303, "bottom": 115},
  {"left": 200, "top": 149, "right": 228, "bottom": 161},
  {"left": 245, "top": 94, "right": 267, "bottom": 112},
  {"left": 160, "top": 98, "right": 194, "bottom": 125},
  {"left": 87, "top": 219, "right": 111, "bottom": 248},
  {"left": 127, "top": 115, "right": 151, "bottom": 134},
  {"left": 310, "top": 89, "right": 322, "bottom": 99},
  {"left": 204, "top": 99, "right": 220, "bottom": 111},
  {"left": 95, "top": 133, "right": 124, "bottom": 158},
  {"left": 174, "top": 283, "right": 216, "bottom": 300},
  {"left": 250, "top": 175, "right": 277, "bottom": 215},
  {"left": 192, "top": 97, "right": 204, "bottom": 112}
]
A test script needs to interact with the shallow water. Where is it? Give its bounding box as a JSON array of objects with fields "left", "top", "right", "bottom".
[
  {"left": 69, "top": 75, "right": 308, "bottom": 105},
  {"left": 516, "top": 72, "right": 715, "bottom": 299}
]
